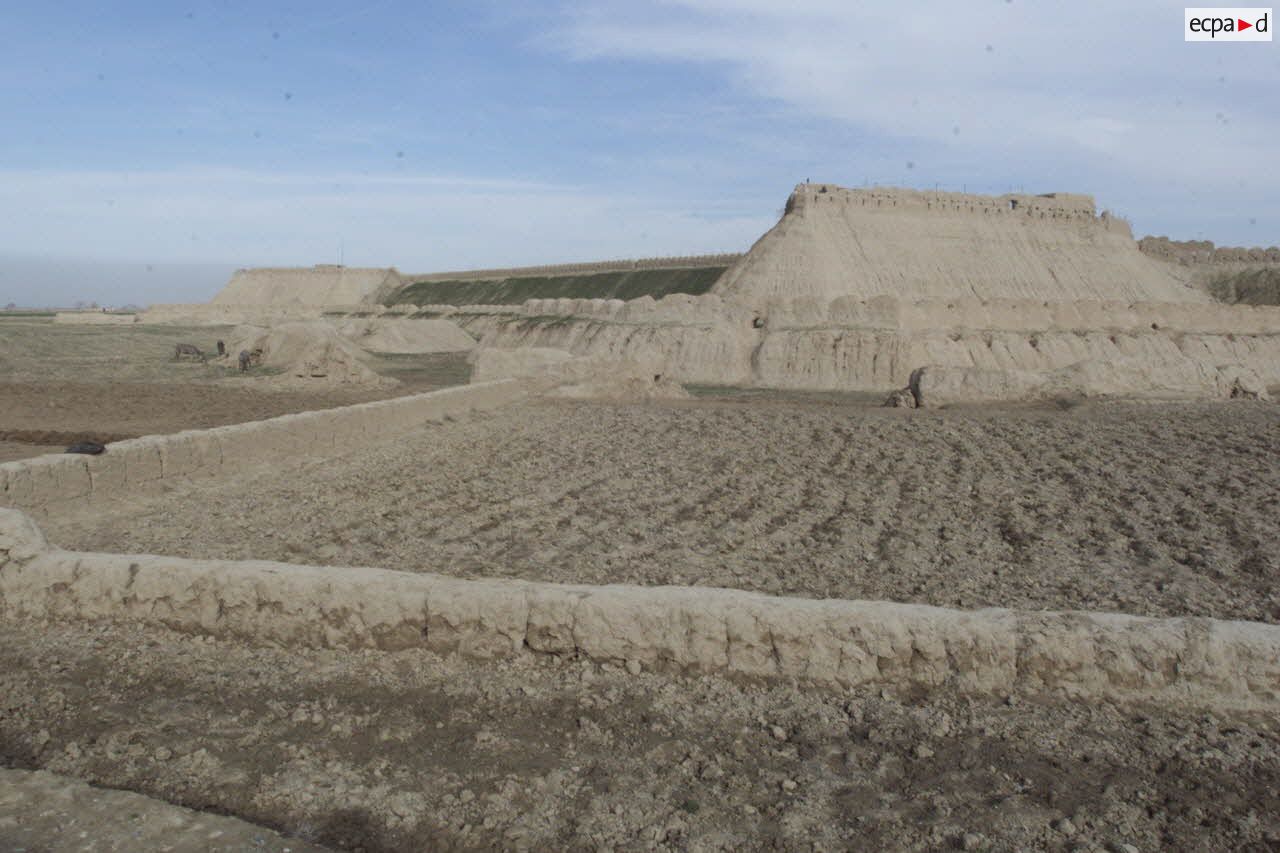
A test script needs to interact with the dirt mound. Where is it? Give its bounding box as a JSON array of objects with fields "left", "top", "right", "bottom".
[
  {"left": 335, "top": 317, "right": 475, "bottom": 353},
  {"left": 230, "top": 322, "right": 396, "bottom": 388}
]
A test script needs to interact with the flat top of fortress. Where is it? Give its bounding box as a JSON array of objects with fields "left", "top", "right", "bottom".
[{"left": 794, "top": 183, "right": 1099, "bottom": 215}]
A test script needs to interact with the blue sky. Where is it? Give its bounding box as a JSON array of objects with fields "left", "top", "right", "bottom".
[{"left": 1, "top": 1, "right": 1277, "bottom": 305}]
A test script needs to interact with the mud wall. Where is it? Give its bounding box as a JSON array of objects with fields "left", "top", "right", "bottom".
[
  {"left": 0, "top": 380, "right": 534, "bottom": 513},
  {"left": 1, "top": 508, "right": 1276, "bottom": 712}
]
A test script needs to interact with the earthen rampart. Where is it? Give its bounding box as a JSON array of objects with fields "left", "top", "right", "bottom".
[
  {"left": 0, "top": 380, "right": 535, "bottom": 513},
  {"left": 1, "top": 507, "right": 1277, "bottom": 711},
  {"left": 715, "top": 183, "right": 1193, "bottom": 305}
]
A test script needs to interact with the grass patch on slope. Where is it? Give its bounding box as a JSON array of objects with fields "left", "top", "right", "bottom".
[{"left": 389, "top": 266, "right": 728, "bottom": 306}]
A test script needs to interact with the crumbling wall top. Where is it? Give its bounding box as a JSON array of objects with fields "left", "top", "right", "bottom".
[{"left": 789, "top": 183, "right": 1100, "bottom": 220}]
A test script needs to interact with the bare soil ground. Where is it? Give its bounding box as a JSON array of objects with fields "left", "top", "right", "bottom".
[
  {"left": 5, "top": 320, "right": 1280, "bottom": 851},
  {"left": 0, "top": 767, "right": 328, "bottom": 852},
  {"left": 49, "top": 397, "right": 1280, "bottom": 623},
  {"left": 2, "top": 617, "right": 1278, "bottom": 853},
  {"left": 0, "top": 319, "right": 469, "bottom": 461}
]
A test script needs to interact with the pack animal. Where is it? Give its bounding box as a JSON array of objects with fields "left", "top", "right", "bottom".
[
  {"left": 238, "top": 350, "right": 251, "bottom": 372},
  {"left": 173, "top": 343, "right": 207, "bottom": 363},
  {"left": 216, "top": 340, "right": 226, "bottom": 357}
]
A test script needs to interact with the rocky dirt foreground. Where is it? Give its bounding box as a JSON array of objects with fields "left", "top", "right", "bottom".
[{"left": 1, "top": 617, "right": 1277, "bottom": 852}]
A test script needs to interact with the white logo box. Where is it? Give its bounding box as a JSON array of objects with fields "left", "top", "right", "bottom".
[{"left": 1185, "top": 7, "right": 1273, "bottom": 40}]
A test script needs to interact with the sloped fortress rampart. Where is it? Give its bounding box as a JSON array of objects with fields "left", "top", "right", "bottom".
[
  {"left": 713, "top": 184, "right": 1202, "bottom": 305},
  {"left": 455, "top": 183, "right": 1277, "bottom": 397}
]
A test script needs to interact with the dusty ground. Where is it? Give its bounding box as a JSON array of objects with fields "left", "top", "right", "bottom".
[
  {"left": 2, "top": 617, "right": 1278, "bottom": 853},
  {"left": 49, "top": 397, "right": 1280, "bottom": 623},
  {"left": 0, "top": 767, "right": 327, "bottom": 852},
  {"left": 6, "top": 328, "right": 1280, "bottom": 851},
  {"left": 0, "top": 319, "right": 469, "bottom": 461}
]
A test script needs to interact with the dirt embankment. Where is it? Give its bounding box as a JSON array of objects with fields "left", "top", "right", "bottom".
[
  {"left": 0, "top": 381, "right": 425, "bottom": 463},
  {"left": 48, "top": 397, "right": 1280, "bottom": 624}
]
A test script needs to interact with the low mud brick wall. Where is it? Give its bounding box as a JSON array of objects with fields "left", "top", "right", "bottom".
[
  {"left": 1, "top": 509, "right": 1276, "bottom": 712},
  {"left": 0, "top": 379, "right": 534, "bottom": 512}
]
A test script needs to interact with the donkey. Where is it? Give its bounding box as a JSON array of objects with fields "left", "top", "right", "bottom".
[
  {"left": 173, "top": 343, "right": 207, "bottom": 363},
  {"left": 238, "top": 350, "right": 252, "bottom": 372}
]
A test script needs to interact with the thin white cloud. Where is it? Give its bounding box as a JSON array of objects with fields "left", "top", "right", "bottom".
[{"left": 550, "top": 0, "right": 1280, "bottom": 234}]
